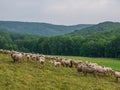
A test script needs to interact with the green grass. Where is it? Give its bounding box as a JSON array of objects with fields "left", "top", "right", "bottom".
[{"left": 0, "top": 54, "right": 120, "bottom": 90}]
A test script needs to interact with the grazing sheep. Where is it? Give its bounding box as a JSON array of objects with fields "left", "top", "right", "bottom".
[
  {"left": 60, "top": 59, "right": 66, "bottom": 67},
  {"left": 102, "top": 67, "right": 114, "bottom": 75},
  {"left": 53, "top": 61, "right": 61, "bottom": 68},
  {"left": 114, "top": 71, "right": 120, "bottom": 82},
  {"left": 64, "top": 59, "right": 73, "bottom": 68},
  {"left": 39, "top": 56, "right": 45, "bottom": 69},
  {"left": 77, "top": 63, "right": 96, "bottom": 76},
  {"left": 92, "top": 65, "right": 107, "bottom": 76},
  {"left": 0, "top": 49, "right": 3, "bottom": 54},
  {"left": 26, "top": 54, "right": 31, "bottom": 62},
  {"left": 0, "top": 49, "right": 11, "bottom": 54},
  {"left": 77, "top": 63, "right": 83, "bottom": 72},
  {"left": 83, "top": 62, "right": 112, "bottom": 76},
  {"left": 11, "top": 53, "right": 23, "bottom": 63},
  {"left": 82, "top": 65, "right": 96, "bottom": 76},
  {"left": 87, "top": 62, "right": 98, "bottom": 67},
  {"left": 36, "top": 54, "right": 40, "bottom": 61},
  {"left": 31, "top": 54, "right": 37, "bottom": 61},
  {"left": 72, "top": 60, "right": 83, "bottom": 68}
]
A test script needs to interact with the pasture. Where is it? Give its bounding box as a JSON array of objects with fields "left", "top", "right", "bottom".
[{"left": 0, "top": 54, "right": 120, "bottom": 90}]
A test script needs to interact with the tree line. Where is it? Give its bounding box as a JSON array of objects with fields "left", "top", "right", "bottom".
[{"left": 0, "top": 28, "right": 120, "bottom": 58}]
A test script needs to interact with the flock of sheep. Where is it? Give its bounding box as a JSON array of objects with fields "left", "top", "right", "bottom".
[{"left": 0, "top": 49, "right": 120, "bottom": 82}]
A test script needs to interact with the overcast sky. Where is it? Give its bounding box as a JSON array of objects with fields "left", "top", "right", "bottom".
[{"left": 0, "top": 0, "right": 120, "bottom": 25}]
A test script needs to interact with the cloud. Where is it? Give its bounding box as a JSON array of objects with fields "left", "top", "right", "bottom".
[{"left": 0, "top": 0, "right": 120, "bottom": 25}]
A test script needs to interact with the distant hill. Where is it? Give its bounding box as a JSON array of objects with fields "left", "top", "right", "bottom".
[
  {"left": 0, "top": 21, "right": 92, "bottom": 36},
  {"left": 68, "top": 21, "right": 120, "bottom": 35}
]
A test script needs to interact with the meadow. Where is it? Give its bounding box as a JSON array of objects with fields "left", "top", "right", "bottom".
[{"left": 0, "top": 54, "right": 120, "bottom": 90}]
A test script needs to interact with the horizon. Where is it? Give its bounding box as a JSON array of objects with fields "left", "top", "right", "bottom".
[{"left": 0, "top": 20, "right": 119, "bottom": 26}]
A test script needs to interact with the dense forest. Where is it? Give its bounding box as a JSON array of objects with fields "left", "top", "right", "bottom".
[{"left": 0, "top": 26, "right": 120, "bottom": 58}]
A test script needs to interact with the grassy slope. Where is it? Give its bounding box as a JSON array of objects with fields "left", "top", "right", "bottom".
[{"left": 0, "top": 54, "right": 120, "bottom": 90}]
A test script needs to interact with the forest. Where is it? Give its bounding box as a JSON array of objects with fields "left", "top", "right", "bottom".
[{"left": 0, "top": 27, "right": 120, "bottom": 58}]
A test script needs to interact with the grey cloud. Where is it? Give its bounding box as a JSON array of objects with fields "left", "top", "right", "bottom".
[{"left": 0, "top": 0, "right": 120, "bottom": 25}]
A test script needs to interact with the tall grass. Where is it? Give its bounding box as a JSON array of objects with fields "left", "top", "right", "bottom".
[{"left": 0, "top": 54, "right": 120, "bottom": 90}]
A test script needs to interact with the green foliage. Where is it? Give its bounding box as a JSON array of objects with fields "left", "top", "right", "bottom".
[{"left": 35, "top": 29, "right": 120, "bottom": 58}]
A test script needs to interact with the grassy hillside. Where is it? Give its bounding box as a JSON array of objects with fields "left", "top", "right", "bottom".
[
  {"left": 0, "top": 54, "right": 120, "bottom": 90},
  {"left": 68, "top": 21, "right": 120, "bottom": 35},
  {"left": 0, "top": 21, "right": 92, "bottom": 36}
]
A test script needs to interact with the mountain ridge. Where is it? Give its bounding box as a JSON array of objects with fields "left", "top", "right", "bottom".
[
  {"left": 0, "top": 21, "right": 93, "bottom": 36},
  {"left": 68, "top": 21, "right": 120, "bottom": 36}
]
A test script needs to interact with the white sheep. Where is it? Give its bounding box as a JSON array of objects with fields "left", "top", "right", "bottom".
[
  {"left": 53, "top": 61, "right": 61, "bottom": 68},
  {"left": 11, "top": 53, "right": 23, "bottom": 63},
  {"left": 26, "top": 54, "right": 31, "bottom": 62},
  {"left": 39, "top": 56, "right": 45, "bottom": 69},
  {"left": 114, "top": 71, "right": 120, "bottom": 82}
]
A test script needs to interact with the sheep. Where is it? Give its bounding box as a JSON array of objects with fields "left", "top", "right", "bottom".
[
  {"left": 92, "top": 65, "right": 108, "bottom": 76},
  {"left": 82, "top": 66, "right": 96, "bottom": 76},
  {"left": 64, "top": 59, "right": 73, "bottom": 68},
  {"left": 79, "top": 62, "right": 114, "bottom": 77},
  {"left": 77, "top": 63, "right": 96, "bottom": 76},
  {"left": 31, "top": 54, "right": 37, "bottom": 61},
  {"left": 102, "top": 67, "right": 114, "bottom": 75},
  {"left": 39, "top": 56, "right": 45, "bottom": 64},
  {"left": 0, "top": 49, "right": 3, "bottom": 54},
  {"left": 83, "top": 62, "right": 112, "bottom": 76},
  {"left": 86, "top": 62, "right": 98, "bottom": 67},
  {"left": 53, "top": 61, "right": 61, "bottom": 68},
  {"left": 60, "top": 58, "right": 66, "bottom": 67},
  {"left": 0, "top": 49, "right": 11, "bottom": 54},
  {"left": 72, "top": 60, "right": 83, "bottom": 68},
  {"left": 39, "top": 56, "right": 45, "bottom": 69},
  {"left": 11, "top": 53, "right": 23, "bottom": 63},
  {"left": 77, "top": 63, "right": 83, "bottom": 72},
  {"left": 114, "top": 71, "right": 120, "bottom": 82},
  {"left": 26, "top": 54, "right": 31, "bottom": 62},
  {"left": 36, "top": 54, "right": 41, "bottom": 61},
  {"left": 49, "top": 58, "right": 61, "bottom": 68}
]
